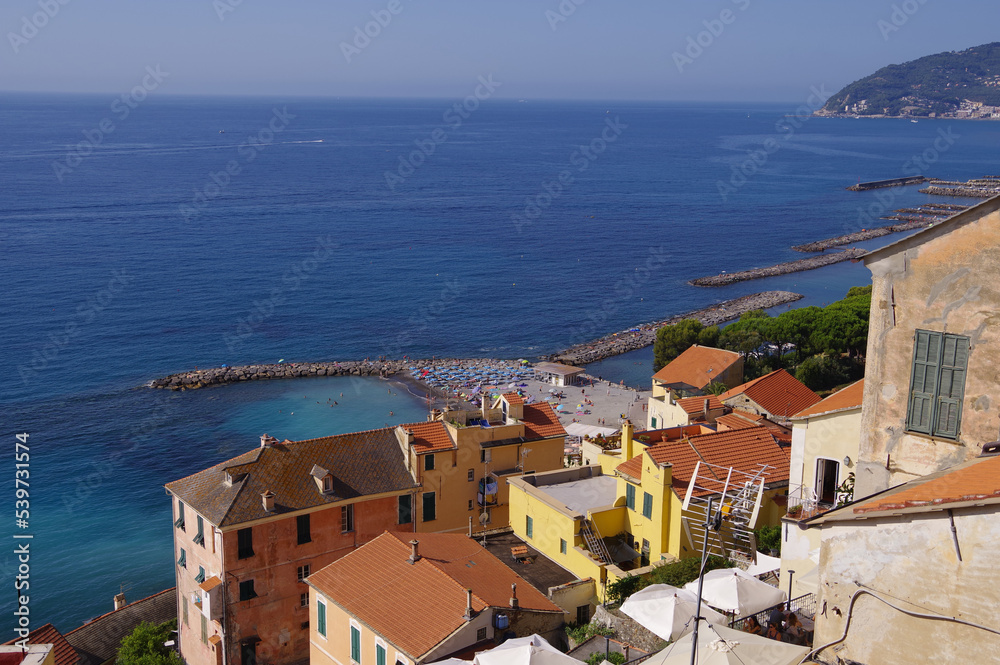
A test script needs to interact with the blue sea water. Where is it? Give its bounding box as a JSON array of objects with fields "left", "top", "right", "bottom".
[{"left": 2, "top": 94, "right": 998, "bottom": 632}]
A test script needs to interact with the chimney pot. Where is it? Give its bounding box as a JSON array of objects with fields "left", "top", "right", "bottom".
[
  {"left": 509, "top": 582, "right": 518, "bottom": 609},
  {"left": 463, "top": 588, "right": 474, "bottom": 621},
  {"left": 408, "top": 539, "right": 421, "bottom": 564},
  {"left": 113, "top": 592, "right": 127, "bottom": 611},
  {"left": 261, "top": 490, "right": 275, "bottom": 513}
]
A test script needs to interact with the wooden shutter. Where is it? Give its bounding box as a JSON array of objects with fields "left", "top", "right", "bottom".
[
  {"left": 906, "top": 330, "right": 941, "bottom": 434},
  {"left": 934, "top": 334, "right": 969, "bottom": 439}
]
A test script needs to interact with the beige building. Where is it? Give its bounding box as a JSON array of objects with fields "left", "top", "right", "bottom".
[
  {"left": 306, "top": 531, "right": 565, "bottom": 665},
  {"left": 857, "top": 195, "right": 1000, "bottom": 496},
  {"left": 719, "top": 369, "right": 821, "bottom": 423},
  {"left": 807, "top": 451, "right": 1000, "bottom": 664},
  {"left": 647, "top": 346, "right": 743, "bottom": 428}
]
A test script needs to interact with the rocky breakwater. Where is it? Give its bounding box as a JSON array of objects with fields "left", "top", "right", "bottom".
[
  {"left": 549, "top": 290, "right": 803, "bottom": 366},
  {"left": 690, "top": 248, "right": 866, "bottom": 287},
  {"left": 148, "top": 360, "right": 408, "bottom": 390}
]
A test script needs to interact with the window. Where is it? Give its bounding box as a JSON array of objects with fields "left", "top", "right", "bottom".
[
  {"left": 398, "top": 494, "right": 412, "bottom": 524},
  {"left": 526, "top": 516, "right": 533, "bottom": 538},
  {"left": 560, "top": 538, "right": 567, "bottom": 554},
  {"left": 642, "top": 492, "right": 653, "bottom": 519},
  {"left": 195, "top": 566, "right": 205, "bottom": 584},
  {"left": 237, "top": 527, "right": 254, "bottom": 559},
  {"left": 183, "top": 596, "right": 189, "bottom": 626},
  {"left": 341, "top": 504, "right": 354, "bottom": 533},
  {"left": 297, "top": 514, "right": 311, "bottom": 544},
  {"left": 323, "top": 475, "right": 333, "bottom": 492},
  {"left": 175, "top": 500, "right": 186, "bottom": 530},
  {"left": 424, "top": 454, "right": 435, "bottom": 471},
  {"left": 240, "top": 641, "right": 256, "bottom": 665},
  {"left": 201, "top": 615, "right": 207, "bottom": 644},
  {"left": 468, "top": 499, "right": 474, "bottom": 511},
  {"left": 194, "top": 516, "right": 205, "bottom": 546},
  {"left": 377, "top": 644, "right": 386, "bottom": 665},
  {"left": 422, "top": 492, "right": 436, "bottom": 522},
  {"left": 177, "top": 548, "right": 186, "bottom": 569},
  {"left": 626, "top": 484, "right": 636, "bottom": 510},
  {"left": 641, "top": 538, "right": 650, "bottom": 566},
  {"left": 239, "top": 580, "right": 257, "bottom": 601},
  {"left": 576, "top": 605, "right": 590, "bottom": 625},
  {"left": 297, "top": 564, "right": 311, "bottom": 582},
  {"left": 816, "top": 458, "right": 840, "bottom": 504},
  {"left": 651, "top": 416, "right": 657, "bottom": 428},
  {"left": 317, "top": 599, "right": 327, "bottom": 638},
  {"left": 907, "top": 330, "right": 970, "bottom": 440},
  {"left": 480, "top": 449, "right": 487, "bottom": 463},
  {"left": 301, "top": 592, "right": 309, "bottom": 608},
  {"left": 350, "top": 625, "right": 361, "bottom": 662},
  {"left": 468, "top": 468, "right": 474, "bottom": 482},
  {"left": 476, "top": 627, "right": 487, "bottom": 641}
]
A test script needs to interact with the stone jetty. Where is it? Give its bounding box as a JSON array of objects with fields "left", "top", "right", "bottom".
[
  {"left": 846, "top": 175, "right": 927, "bottom": 191},
  {"left": 546, "top": 290, "right": 803, "bottom": 366},
  {"left": 148, "top": 359, "right": 408, "bottom": 391},
  {"left": 791, "top": 221, "right": 936, "bottom": 252},
  {"left": 690, "top": 249, "right": 866, "bottom": 287}
]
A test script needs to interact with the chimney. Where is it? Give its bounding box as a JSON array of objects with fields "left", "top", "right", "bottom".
[
  {"left": 509, "top": 583, "right": 518, "bottom": 609},
  {"left": 408, "top": 539, "right": 421, "bottom": 564},
  {"left": 668, "top": 390, "right": 675, "bottom": 406},
  {"left": 405, "top": 429, "right": 415, "bottom": 445},
  {"left": 703, "top": 398, "right": 711, "bottom": 418},
  {"left": 622, "top": 419, "right": 634, "bottom": 461},
  {"left": 261, "top": 490, "right": 275, "bottom": 513},
  {"left": 481, "top": 396, "right": 490, "bottom": 421},
  {"left": 260, "top": 434, "right": 277, "bottom": 448},
  {"left": 113, "top": 592, "right": 127, "bottom": 611},
  {"left": 463, "top": 589, "right": 474, "bottom": 621}
]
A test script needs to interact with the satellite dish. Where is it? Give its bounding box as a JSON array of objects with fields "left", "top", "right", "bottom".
[{"left": 479, "top": 512, "right": 490, "bottom": 526}]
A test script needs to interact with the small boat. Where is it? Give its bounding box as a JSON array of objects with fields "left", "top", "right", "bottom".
[{"left": 911, "top": 119, "right": 918, "bottom": 123}]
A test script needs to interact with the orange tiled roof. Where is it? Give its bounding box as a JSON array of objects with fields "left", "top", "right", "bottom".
[
  {"left": 675, "top": 395, "right": 724, "bottom": 416},
  {"left": 719, "top": 369, "right": 821, "bottom": 418},
  {"left": 308, "top": 531, "right": 561, "bottom": 660},
  {"left": 521, "top": 402, "right": 566, "bottom": 439},
  {"left": 401, "top": 420, "right": 455, "bottom": 454},
  {"left": 652, "top": 345, "right": 742, "bottom": 391},
  {"left": 792, "top": 379, "right": 865, "bottom": 419},
  {"left": 166, "top": 428, "right": 419, "bottom": 527},
  {"left": 501, "top": 392, "right": 525, "bottom": 406},
  {"left": 715, "top": 412, "right": 759, "bottom": 431},
  {"left": 616, "top": 426, "right": 789, "bottom": 495},
  {"left": 4, "top": 624, "right": 78, "bottom": 665},
  {"left": 851, "top": 454, "right": 1000, "bottom": 515}
]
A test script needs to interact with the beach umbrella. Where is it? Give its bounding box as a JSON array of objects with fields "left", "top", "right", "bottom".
[
  {"left": 744, "top": 551, "right": 781, "bottom": 577},
  {"left": 684, "top": 569, "right": 787, "bottom": 617},
  {"left": 644, "top": 623, "right": 809, "bottom": 665},
  {"left": 620, "top": 584, "right": 726, "bottom": 642},
  {"left": 473, "top": 635, "right": 573, "bottom": 665}
]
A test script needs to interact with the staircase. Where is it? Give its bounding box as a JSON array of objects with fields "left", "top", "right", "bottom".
[{"left": 580, "top": 520, "right": 613, "bottom": 564}]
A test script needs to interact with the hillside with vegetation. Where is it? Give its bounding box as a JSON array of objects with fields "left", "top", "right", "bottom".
[{"left": 818, "top": 42, "right": 1000, "bottom": 117}]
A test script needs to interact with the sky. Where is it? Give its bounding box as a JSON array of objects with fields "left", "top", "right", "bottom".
[{"left": 1, "top": 0, "right": 998, "bottom": 101}]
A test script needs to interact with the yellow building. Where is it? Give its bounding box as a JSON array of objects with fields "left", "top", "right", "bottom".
[
  {"left": 401, "top": 393, "right": 567, "bottom": 535},
  {"left": 508, "top": 421, "right": 790, "bottom": 597},
  {"left": 780, "top": 379, "right": 864, "bottom": 599},
  {"left": 647, "top": 346, "right": 743, "bottom": 428},
  {"left": 306, "top": 532, "right": 565, "bottom": 665}
]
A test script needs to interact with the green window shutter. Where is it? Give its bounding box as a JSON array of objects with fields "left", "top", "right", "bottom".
[
  {"left": 907, "top": 330, "right": 941, "bottom": 434},
  {"left": 351, "top": 626, "right": 361, "bottom": 662},
  {"left": 377, "top": 645, "right": 386, "bottom": 665},
  {"left": 642, "top": 492, "right": 653, "bottom": 519},
  {"left": 526, "top": 516, "right": 533, "bottom": 539},
  {"left": 317, "top": 600, "right": 326, "bottom": 637},
  {"left": 178, "top": 549, "right": 186, "bottom": 568},
  {"left": 195, "top": 566, "right": 205, "bottom": 584},
  {"left": 651, "top": 417, "right": 657, "bottom": 429},
  {"left": 934, "top": 334, "right": 969, "bottom": 439},
  {"left": 626, "top": 484, "right": 635, "bottom": 510}
]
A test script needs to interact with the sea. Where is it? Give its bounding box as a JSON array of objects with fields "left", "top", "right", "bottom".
[{"left": 3, "top": 93, "right": 998, "bottom": 633}]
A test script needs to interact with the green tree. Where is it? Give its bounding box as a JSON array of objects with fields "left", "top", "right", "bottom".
[
  {"left": 117, "top": 620, "right": 181, "bottom": 665},
  {"left": 653, "top": 319, "right": 719, "bottom": 371}
]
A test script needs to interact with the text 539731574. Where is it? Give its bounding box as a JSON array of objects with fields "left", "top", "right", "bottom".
[{"left": 14, "top": 432, "right": 32, "bottom": 648}]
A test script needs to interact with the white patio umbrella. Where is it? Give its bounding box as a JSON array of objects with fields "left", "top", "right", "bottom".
[
  {"left": 744, "top": 551, "right": 781, "bottom": 577},
  {"left": 473, "top": 635, "right": 575, "bottom": 665},
  {"left": 644, "top": 623, "right": 809, "bottom": 665},
  {"left": 684, "top": 569, "right": 787, "bottom": 617},
  {"left": 620, "top": 584, "right": 727, "bottom": 642}
]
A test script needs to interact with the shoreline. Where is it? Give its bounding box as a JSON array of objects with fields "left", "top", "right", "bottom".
[{"left": 145, "top": 291, "right": 803, "bottom": 391}]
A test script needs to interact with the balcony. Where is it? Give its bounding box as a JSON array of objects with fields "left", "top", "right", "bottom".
[{"left": 784, "top": 485, "right": 834, "bottom": 521}]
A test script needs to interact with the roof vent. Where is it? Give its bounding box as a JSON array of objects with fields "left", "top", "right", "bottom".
[
  {"left": 261, "top": 490, "right": 275, "bottom": 513},
  {"left": 980, "top": 441, "right": 1000, "bottom": 457},
  {"left": 408, "top": 539, "right": 421, "bottom": 565}
]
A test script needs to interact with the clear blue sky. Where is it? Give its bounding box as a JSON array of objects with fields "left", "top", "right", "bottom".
[{"left": 1, "top": 0, "right": 997, "bottom": 101}]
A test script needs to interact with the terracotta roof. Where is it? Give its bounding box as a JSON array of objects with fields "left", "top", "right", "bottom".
[
  {"left": 166, "top": 428, "right": 419, "bottom": 527},
  {"left": 616, "top": 427, "right": 789, "bottom": 495},
  {"left": 308, "top": 532, "right": 561, "bottom": 660},
  {"left": 652, "top": 345, "right": 742, "bottom": 391},
  {"left": 674, "top": 395, "right": 724, "bottom": 416},
  {"left": 401, "top": 421, "right": 455, "bottom": 454},
  {"left": 791, "top": 379, "right": 865, "bottom": 419},
  {"left": 719, "top": 369, "right": 820, "bottom": 418},
  {"left": 521, "top": 402, "right": 566, "bottom": 439},
  {"left": 65, "top": 588, "right": 176, "bottom": 665},
  {"left": 501, "top": 392, "right": 525, "bottom": 406},
  {"left": 715, "top": 412, "right": 760, "bottom": 431},
  {"left": 4, "top": 624, "right": 78, "bottom": 665}
]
